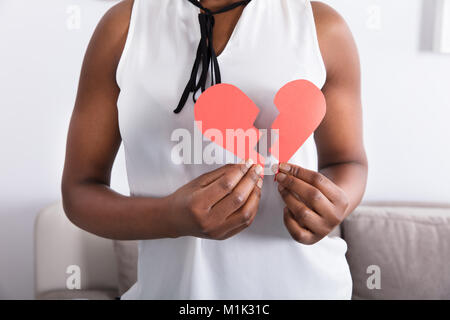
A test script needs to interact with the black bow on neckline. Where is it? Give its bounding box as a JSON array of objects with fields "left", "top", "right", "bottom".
[{"left": 173, "top": 0, "right": 252, "bottom": 114}]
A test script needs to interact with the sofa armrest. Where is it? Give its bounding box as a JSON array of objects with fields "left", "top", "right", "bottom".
[
  {"left": 342, "top": 203, "right": 450, "bottom": 300},
  {"left": 34, "top": 202, "right": 119, "bottom": 299}
]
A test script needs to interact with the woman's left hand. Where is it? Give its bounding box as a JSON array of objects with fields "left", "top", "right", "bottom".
[{"left": 274, "top": 163, "right": 350, "bottom": 245}]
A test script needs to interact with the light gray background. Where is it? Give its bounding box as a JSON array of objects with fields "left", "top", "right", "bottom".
[{"left": 0, "top": 0, "right": 449, "bottom": 299}]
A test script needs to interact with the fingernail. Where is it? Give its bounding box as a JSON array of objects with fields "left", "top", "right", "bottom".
[
  {"left": 257, "top": 178, "right": 263, "bottom": 189},
  {"left": 278, "top": 184, "right": 285, "bottom": 192},
  {"left": 277, "top": 173, "right": 287, "bottom": 182},
  {"left": 279, "top": 163, "right": 291, "bottom": 172},
  {"left": 271, "top": 164, "right": 279, "bottom": 174},
  {"left": 245, "top": 158, "right": 254, "bottom": 169},
  {"left": 255, "top": 164, "right": 263, "bottom": 175}
]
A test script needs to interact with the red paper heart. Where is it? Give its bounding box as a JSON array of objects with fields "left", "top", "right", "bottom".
[
  {"left": 194, "top": 83, "right": 264, "bottom": 165},
  {"left": 270, "top": 80, "right": 326, "bottom": 163},
  {"left": 194, "top": 80, "right": 326, "bottom": 166}
]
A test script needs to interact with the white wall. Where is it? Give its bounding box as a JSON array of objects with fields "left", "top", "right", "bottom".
[
  {"left": 0, "top": 0, "right": 449, "bottom": 299},
  {"left": 0, "top": 0, "right": 127, "bottom": 299},
  {"left": 323, "top": 0, "right": 450, "bottom": 203}
]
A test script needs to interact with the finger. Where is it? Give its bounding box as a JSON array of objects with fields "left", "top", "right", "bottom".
[
  {"left": 279, "top": 188, "right": 329, "bottom": 237},
  {"left": 200, "top": 159, "right": 254, "bottom": 205},
  {"left": 195, "top": 164, "right": 233, "bottom": 187},
  {"left": 215, "top": 186, "right": 261, "bottom": 238},
  {"left": 211, "top": 164, "right": 263, "bottom": 218},
  {"left": 283, "top": 207, "right": 317, "bottom": 245},
  {"left": 197, "top": 160, "right": 252, "bottom": 187},
  {"left": 276, "top": 172, "right": 333, "bottom": 217},
  {"left": 274, "top": 163, "right": 342, "bottom": 204}
]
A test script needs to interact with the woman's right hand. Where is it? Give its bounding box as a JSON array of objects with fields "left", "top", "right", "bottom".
[{"left": 165, "top": 160, "right": 264, "bottom": 240}]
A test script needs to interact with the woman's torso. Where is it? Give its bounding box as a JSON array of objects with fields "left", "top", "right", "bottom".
[{"left": 117, "top": 0, "right": 352, "bottom": 299}]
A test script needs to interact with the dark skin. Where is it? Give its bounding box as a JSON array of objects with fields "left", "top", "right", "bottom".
[{"left": 62, "top": 0, "right": 367, "bottom": 245}]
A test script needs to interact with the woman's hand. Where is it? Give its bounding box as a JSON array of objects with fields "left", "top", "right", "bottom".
[
  {"left": 273, "top": 163, "right": 350, "bottom": 245},
  {"left": 165, "top": 161, "right": 264, "bottom": 240}
]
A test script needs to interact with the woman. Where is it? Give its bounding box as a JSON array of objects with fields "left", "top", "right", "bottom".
[{"left": 62, "top": 0, "right": 368, "bottom": 299}]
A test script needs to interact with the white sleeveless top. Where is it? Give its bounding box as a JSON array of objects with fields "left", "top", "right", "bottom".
[{"left": 118, "top": 0, "right": 352, "bottom": 299}]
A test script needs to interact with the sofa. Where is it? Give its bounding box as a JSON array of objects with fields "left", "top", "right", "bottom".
[{"left": 34, "top": 202, "right": 450, "bottom": 300}]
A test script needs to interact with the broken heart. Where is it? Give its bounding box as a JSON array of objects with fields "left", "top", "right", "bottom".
[
  {"left": 270, "top": 80, "right": 327, "bottom": 163},
  {"left": 194, "top": 83, "right": 264, "bottom": 166},
  {"left": 194, "top": 80, "right": 326, "bottom": 167}
]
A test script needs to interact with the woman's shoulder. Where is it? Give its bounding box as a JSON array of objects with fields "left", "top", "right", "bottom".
[
  {"left": 87, "top": 0, "right": 134, "bottom": 68},
  {"left": 102, "top": 0, "right": 134, "bottom": 29},
  {"left": 311, "top": 1, "right": 350, "bottom": 40},
  {"left": 310, "top": 1, "right": 358, "bottom": 76},
  {"left": 77, "top": 0, "right": 135, "bottom": 86},
  {"left": 95, "top": 0, "right": 134, "bottom": 37}
]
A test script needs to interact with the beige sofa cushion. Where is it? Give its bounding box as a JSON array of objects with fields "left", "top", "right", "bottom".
[
  {"left": 38, "top": 289, "right": 118, "bottom": 300},
  {"left": 342, "top": 205, "right": 450, "bottom": 300},
  {"left": 113, "top": 240, "right": 139, "bottom": 296},
  {"left": 35, "top": 202, "right": 119, "bottom": 298}
]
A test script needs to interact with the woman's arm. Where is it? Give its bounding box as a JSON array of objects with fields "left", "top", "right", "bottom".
[
  {"left": 274, "top": 2, "right": 368, "bottom": 245},
  {"left": 313, "top": 1, "right": 368, "bottom": 216},
  {"left": 62, "top": 0, "right": 262, "bottom": 241},
  {"left": 61, "top": 0, "right": 174, "bottom": 240}
]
